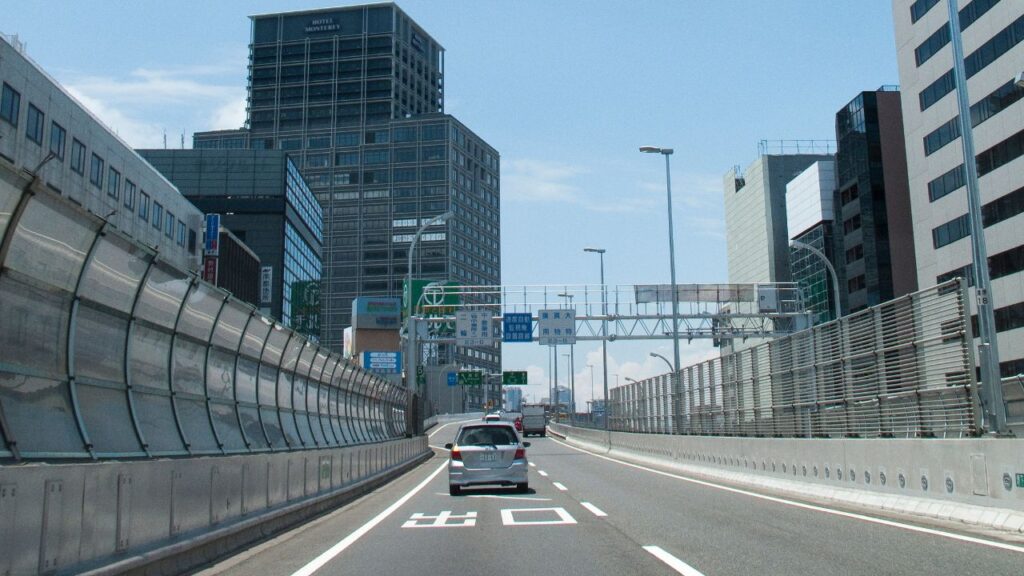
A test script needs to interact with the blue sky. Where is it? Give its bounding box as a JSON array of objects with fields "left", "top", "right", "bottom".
[{"left": 5, "top": 1, "right": 900, "bottom": 406}]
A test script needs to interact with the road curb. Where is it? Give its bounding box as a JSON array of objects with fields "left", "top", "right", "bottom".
[{"left": 552, "top": 428, "right": 1024, "bottom": 543}]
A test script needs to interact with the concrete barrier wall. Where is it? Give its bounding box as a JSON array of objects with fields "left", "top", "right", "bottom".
[
  {"left": 550, "top": 424, "right": 1024, "bottom": 512},
  {"left": 0, "top": 436, "right": 430, "bottom": 575}
]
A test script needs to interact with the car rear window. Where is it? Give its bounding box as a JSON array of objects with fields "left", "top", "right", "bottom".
[{"left": 457, "top": 426, "right": 517, "bottom": 446}]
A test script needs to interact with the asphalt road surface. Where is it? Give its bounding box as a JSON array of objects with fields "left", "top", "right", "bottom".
[{"left": 198, "top": 421, "right": 1024, "bottom": 575}]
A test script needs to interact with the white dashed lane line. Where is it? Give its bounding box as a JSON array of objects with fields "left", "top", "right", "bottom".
[
  {"left": 538, "top": 470, "right": 548, "bottom": 477},
  {"left": 552, "top": 482, "right": 567, "bottom": 491},
  {"left": 580, "top": 502, "right": 607, "bottom": 517},
  {"left": 643, "top": 546, "right": 705, "bottom": 576},
  {"left": 528, "top": 462, "right": 536, "bottom": 467}
]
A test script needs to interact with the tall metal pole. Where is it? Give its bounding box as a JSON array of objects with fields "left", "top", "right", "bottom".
[
  {"left": 600, "top": 252, "right": 608, "bottom": 430},
  {"left": 641, "top": 147, "right": 681, "bottom": 434},
  {"left": 559, "top": 292, "right": 576, "bottom": 418},
  {"left": 946, "top": 0, "right": 1005, "bottom": 433},
  {"left": 790, "top": 239, "right": 842, "bottom": 322}
]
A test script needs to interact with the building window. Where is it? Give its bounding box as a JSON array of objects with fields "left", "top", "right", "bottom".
[
  {"left": 363, "top": 149, "right": 389, "bottom": 165},
  {"left": 165, "top": 211, "right": 175, "bottom": 238},
  {"left": 845, "top": 244, "right": 864, "bottom": 264},
  {"left": 89, "top": 154, "right": 105, "bottom": 189},
  {"left": 976, "top": 127, "right": 1024, "bottom": 178},
  {"left": 840, "top": 185, "right": 859, "bottom": 205},
  {"left": 152, "top": 202, "right": 163, "bottom": 230},
  {"left": 177, "top": 221, "right": 186, "bottom": 246},
  {"left": 123, "top": 180, "right": 136, "bottom": 210},
  {"left": 70, "top": 139, "right": 86, "bottom": 174},
  {"left": 0, "top": 83, "right": 20, "bottom": 126},
  {"left": 847, "top": 274, "right": 866, "bottom": 293},
  {"left": 932, "top": 214, "right": 971, "bottom": 248},
  {"left": 919, "top": 70, "right": 955, "bottom": 112},
  {"left": 139, "top": 191, "right": 150, "bottom": 221},
  {"left": 335, "top": 131, "right": 359, "bottom": 147},
  {"left": 25, "top": 104, "right": 44, "bottom": 144},
  {"left": 964, "top": 14, "right": 1024, "bottom": 78},
  {"left": 842, "top": 214, "right": 861, "bottom": 234},
  {"left": 421, "top": 123, "right": 445, "bottom": 141},
  {"left": 107, "top": 167, "right": 120, "bottom": 199},
  {"left": 928, "top": 164, "right": 964, "bottom": 202},
  {"left": 335, "top": 151, "right": 359, "bottom": 166},
  {"left": 49, "top": 121, "right": 66, "bottom": 160},
  {"left": 923, "top": 117, "right": 960, "bottom": 156}
]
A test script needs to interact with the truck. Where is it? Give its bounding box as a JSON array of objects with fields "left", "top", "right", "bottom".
[{"left": 520, "top": 404, "right": 547, "bottom": 437}]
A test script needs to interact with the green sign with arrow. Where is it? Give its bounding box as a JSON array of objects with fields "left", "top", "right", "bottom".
[
  {"left": 457, "top": 371, "right": 483, "bottom": 386},
  {"left": 502, "top": 371, "right": 528, "bottom": 385}
]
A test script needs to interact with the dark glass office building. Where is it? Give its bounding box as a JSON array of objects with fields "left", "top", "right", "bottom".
[
  {"left": 833, "top": 88, "right": 916, "bottom": 314},
  {"left": 138, "top": 149, "right": 323, "bottom": 339},
  {"left": 239, "top": 4, "right": 502, "bottom": 394}
]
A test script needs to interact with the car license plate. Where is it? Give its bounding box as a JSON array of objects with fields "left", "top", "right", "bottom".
[{"left": 478, "top": 453, "right": 496, "bottom": 462}]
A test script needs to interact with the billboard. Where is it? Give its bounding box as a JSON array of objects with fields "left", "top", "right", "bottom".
[
  {"left": 402, "top": 279, "right": 460, "bottom": 317},
  {"left": 204, "top": 213, "right": 220, "bottom": 256},
  {"left": 290, "top": 280, "right": 320, "bottom": 337},
  {"left": 352, "top": 297, "right": 402, "bottom": 329}
]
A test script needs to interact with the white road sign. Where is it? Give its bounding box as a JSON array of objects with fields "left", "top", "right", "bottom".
[
  {"left": 456, "top": 310, "right": 495, "bottom": 346},
  {"left": 537, "top": 309, "right": 576, "bottom": 345}
]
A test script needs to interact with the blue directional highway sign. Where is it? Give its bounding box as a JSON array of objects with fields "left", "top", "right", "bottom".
[
  {"left": 503, "top": 313, "right": 533, "bottom": 343},
  {"left": 447, "top": 372, "right": 458, "bottom": 387}
]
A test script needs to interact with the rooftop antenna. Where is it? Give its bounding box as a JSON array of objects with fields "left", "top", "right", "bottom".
[
  {"left": 163, "top": 130, "right": 167, "bottom": 149},
  {"left": 180, "top": 132, "right": 185, "bottom": 149}
]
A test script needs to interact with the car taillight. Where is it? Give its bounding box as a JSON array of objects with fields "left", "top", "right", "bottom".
[
  {"left": 450, "top": 447, "right": 462, "bottom": 461},
  {"left": 514, "top": 448, "right": 526, "bottom": 459}
]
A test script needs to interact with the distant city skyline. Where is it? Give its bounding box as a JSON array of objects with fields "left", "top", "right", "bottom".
[{"left": 2, "top": 1, "right": 903, "bottom": 405}]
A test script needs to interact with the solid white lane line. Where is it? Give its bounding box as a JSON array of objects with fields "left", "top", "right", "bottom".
[
  {"left": 581, "top": 502, "right": 608, "bottom": 517},
  {"left": 553, "top": 482, "right": 568, "bottom": 491},
  {"left": 643, "top": 546, "right": 705, "bottom": 576},
  {"left": 549, "top": 436, "right": 1024, "bottom": 555},
  {"left": 538, "top": 470, "right": 548, "bottom": 477},
  {"left": 289, "top": 461, "right": 448, "bottom": 576}
]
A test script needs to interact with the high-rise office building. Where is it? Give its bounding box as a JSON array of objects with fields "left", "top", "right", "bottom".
[
  {"left": 786, "top": 160, "right": 838, "bottom": 324},
  {"left": 242, "top": 5, "right": 501, "bottom": 396},
  {"left": 833, "top": 88, "right": 917, "bottom": 315},
  {"left": 138, "top": 149, "right": 323, "bottom": 339},
  {"left": 893, "top": 0, "right": 1024, "bottom": 376}
]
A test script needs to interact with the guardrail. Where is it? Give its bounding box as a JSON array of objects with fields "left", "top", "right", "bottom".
[
  {"left": 609, "top": 279, "right": 978, "bottom": 438},
  {"left": 0, "top": 156, "right": 407, "bottom": 461}
]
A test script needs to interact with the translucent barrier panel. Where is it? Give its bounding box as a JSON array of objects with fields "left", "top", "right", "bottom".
[
  {"left": 294, "top": 413, "right": 315, "bottom": 446},
  {"left": 278, "top": 371, "right": 294, "bottom": 409},
  {"left": 210, "top": 401, "right": 245, "bottom": 451},
  {"left": 178, "top": 283, "right": 222, "bottom": 342},
  {"left": 260, "top": 407, "right": 285, "bottom": 448},
  {"left": 78, "top": 235, "right": 149, "bottom": 314},
  {"left": 258, "top": 364, "right": 277, "bottom": 406},
  {"left": 135, "top": 265, "right": 190, "bottom": 329},
  {"left": 296, "top": 343, "right": 316, "bottom": 379},
  {"left": 280, "top": 410, "right": 301, "bottom": 446},
  {"left": 129, "top": 324, "right": 172, "bottom": 391},
  {"left": 74, "top": 304, "right": 127, "bottom": 384},
  {"left": 0, "top": 175, "right": 21, "bottom": 240},
  {"left": 262, "top": 327, "right": 289, "bottom": 365},
  {"left": 172, "top": 338, "right": 206, "bottom": 396},
  {"left": 311, "top": 351, "right": 329, "bottom": 385},
  {"left": 239, "top": 406, "right": 267, "bottom": 450},
  {"left": 206, "top": 349, "right": 234, "bottom": 400},
  {"left": 76, "top": 384, "right": 141, "bottom": 455},
  {"left": 239, "top": 316, "right": 271, "bottom": 360},
  {"left": 211, "top": 300, "right": 249, "bottom": 351},
  {"left": 329, "top": 387, "right": 347, "bottom": 444},
  {"left": 306, "top": 383, "right": 326, "bottom": 444},
  {"left": 133, "top": 391, "right": 184, "bottom": 454},
  {"left": 0, "top": 373, "right": 85, "bottom": 457},
  {"left": 236, "top": 357, "right": 258, "bottom": 404},
  {"left": 281, "top": 337, "right": 303, "bottom": 372},
  {"left": 176, "top": 398, "right": 218, "bottom": 452},
  {"left": 0, "top": 275, "right": 70, "bottom": 379},
  {"left": 6, "top": 197, "right": 95, "bottom": 292}
]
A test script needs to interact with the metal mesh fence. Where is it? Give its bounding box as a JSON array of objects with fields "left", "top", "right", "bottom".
[{"left": 609, "top": 280, "right": 978, "bottom": 438}]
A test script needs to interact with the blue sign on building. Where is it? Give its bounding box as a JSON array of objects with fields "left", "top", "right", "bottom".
[
  {"left": 447, "top": 372, "right": 458, "bottom": 387},
  {"left": 503, "top": 313, "right": 533, "bottom": 343},
  {"left": 204, "top": 213, "right": 220, "bottom": 256}
]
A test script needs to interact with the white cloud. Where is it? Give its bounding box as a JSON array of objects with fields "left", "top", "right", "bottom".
[
  {"left": 65, "top": 88, "right": 166, "bottom": 149},
  {"left": 503, "top": 158, "right": 586, "bottom": 203},
  {"left": 210, "top": 95, "right": 247, "bottom": 130}
]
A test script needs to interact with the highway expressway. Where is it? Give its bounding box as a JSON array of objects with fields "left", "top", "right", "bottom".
[{"left": 197, "top": 421, "right": 1024, "bottom": 575}]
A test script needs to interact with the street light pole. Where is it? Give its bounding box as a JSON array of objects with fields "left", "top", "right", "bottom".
[
  {"left": 587, "top": 363, "right": 595, "bottom": 416},
  {"left": 403, "top": 210, "right": 454, "bottom": 435},
  {"left": 558, "top": 293, "right": 576, "bottom": 417},
  {"left": 584, "top": 247, "right": 608, "bottom": 431},
  {"left": 946, "top": 0, "right": 1005, "bottom": 434},
  {"left": 640, "top": 146, "right": 682, "bottom": 435},
  {"left": 789, "top": 239, "right": 842, "bottom": 322}
]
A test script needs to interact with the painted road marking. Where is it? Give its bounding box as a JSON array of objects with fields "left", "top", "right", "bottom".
[
  {"left": 550, "top": 436, "right": 1024, "bottom": 555},
  {"left": 501, "top": 507, "right": 577, "bottom": 526},
  {"left": 538, "top": 470, "right": 548, "bottom": 477},
  {"left": 529, "top": 462, "right": 536, "bottom": 467},
  {"left": 465, "top": 494, "right": 551, "bottom": 501},
  {"left": 643, "top": 546, "right": 705, "bottom": 576},
  {"left": 289, "top": 461, "right": 447, "bottom": 576},
  {"left": 581, "top": 502, "right": 608, "bottom": 517},
  {"left": 402, "top": 511, "right": 477, "bottom": 528},
  {"left": 553, "top": 482, "right": 568, "bottom": 491}
]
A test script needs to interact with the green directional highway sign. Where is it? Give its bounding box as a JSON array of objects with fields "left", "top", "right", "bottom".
[
  {"left": 502, "top": 371, "right": 528, "bottom": 385},
  {"left": 457, "top": 371, "right": 483, "bottom": 386}
]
